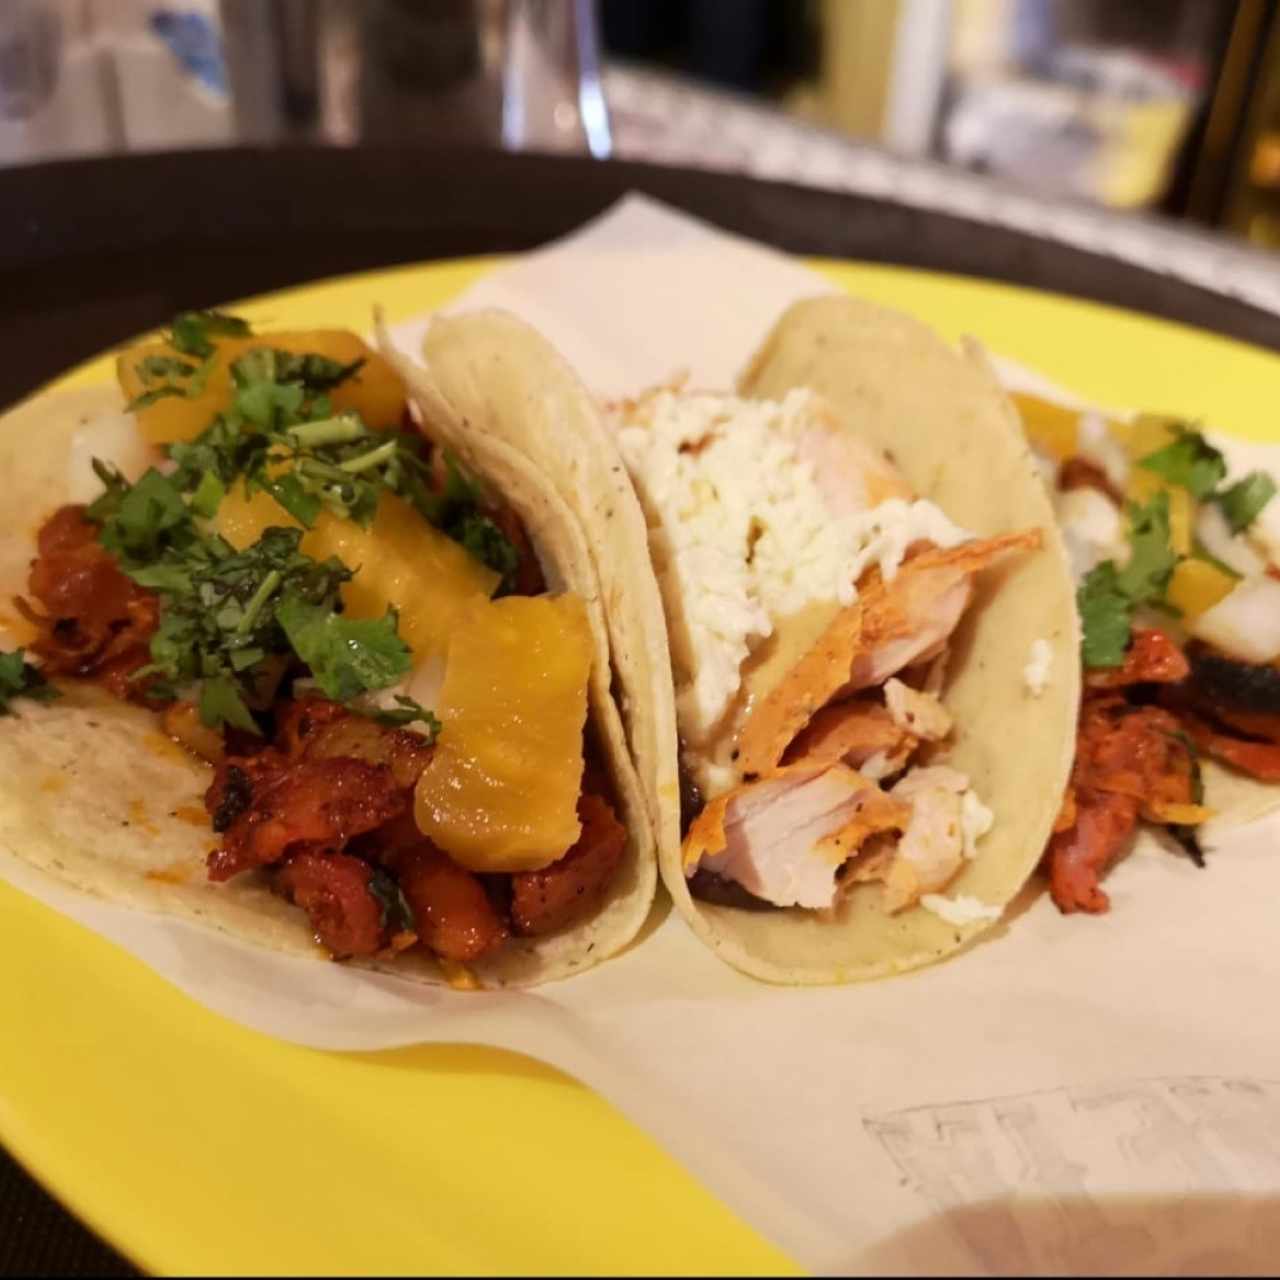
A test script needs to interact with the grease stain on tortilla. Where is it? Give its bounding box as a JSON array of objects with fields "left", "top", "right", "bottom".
[
  {"left": 38, "top": 774, "right": 68, "bottom": 794},
  {"left": 127, "top": 797, "right": 159, "bottom": 835},
  {"left": 142, "top": 732, "right": 196, "bottom": 767},
  {"left": 171, "top": 804, "right": 209, "bottom": 827},
  {"left": 145, "top": 859, "right": 203, "bottom": 886}
]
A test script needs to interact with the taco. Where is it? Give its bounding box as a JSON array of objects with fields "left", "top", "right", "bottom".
[
  {"left": 609, "top": 296, "right": 1080, "bottom": 983},
  {"left": 0, "top": 311, "right": 655, "bottom": 989},
  {"left": 1013, "top": 392, "right": 1280, "bottom": 913}
]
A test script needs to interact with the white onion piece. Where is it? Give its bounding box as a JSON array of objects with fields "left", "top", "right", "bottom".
[
  {"left": 1054, "top": 486, "right": 1124, "bottom": 583},
  {"left": 66, "top": 411, "right": 161, "bottom": 504},
  {"left": 1077, "top": 411, "right": 1129, "bottom": 492},
  {"left": 1246, "top": 491, "right": 1280, "bottom": 568},
  {"left": 1189, "top": 575, "right": 1280, "bottom": 663},
  {"left": 1196, "top": 502, "right": 1265, "bottom": 578},
  {"left": 1029, "top": 445, "right": 1058, "bottom": 491}
]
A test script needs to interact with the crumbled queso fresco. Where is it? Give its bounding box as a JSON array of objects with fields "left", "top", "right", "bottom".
[
  {"left": 1023, "top": 637, "right": 1053, "bottom": 697},
  {"left": 920, "top": 893, "right": 1002, "bottom": 926},
  {"left": 612, "top": 387, "right": 971, "bottom": 742}
]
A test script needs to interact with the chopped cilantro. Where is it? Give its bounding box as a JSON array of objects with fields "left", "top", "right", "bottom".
[
  {"left": 368, "top": 867, "right": 417, "bottom": 935},
  {"left": 367, "top": 695, "right": 442, "bottom": 739},
  {"left": 1078, "top": 493, "right": 1177, "bottom": 668},
  {"left": 0, "top": 650, "right": 59, "bottom": 714},
  {"left": 1114, "top": 492, "right": 1177, "bottom": 601},
  {"left": 1216, "top": 471, "right": 1277, "bottom": 534},
  {"left": 169, "top": 310, "right": 251, "bottom": 358},
  {"left": 1137, "top": 424, "right": 1226, "bottom": 499},
  {"left": 1078, "top": 562, "right": 1134, "bottom": 668},
  {"left": 276, "top": 598, "right": 411, "bottom": 703}
]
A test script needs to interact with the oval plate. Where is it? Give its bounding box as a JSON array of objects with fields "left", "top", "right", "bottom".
[{"left": 3, "top": 255, "right": 1278, "bottom": 1274}]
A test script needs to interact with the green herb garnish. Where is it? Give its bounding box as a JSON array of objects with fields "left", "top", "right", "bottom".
[
  {"left": 366, "top": 695, "right": 442, "bottom": 738},
  {"left": 1137, "top": 425, "right": 1227, "bottom": 499},
  {"left": 1216, "top": 471, "right": 1278, "bottom": 535},
  {"left": 276, "top": 597, "right": 411, "bottom": 703},
  {"left": 0, "top": 650, "right": 59, "bottom": 715},
  {"left": 169, "top": 310, "right": 252, "bottom": 358},
  {"left": 1078, "top": 492, "right": 1176, "bottom": 668}
]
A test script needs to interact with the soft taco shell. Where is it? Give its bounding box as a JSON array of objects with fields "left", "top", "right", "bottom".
[
  {"left": 671, "top": 295, "right": 1082, "bottom": 983},
  {"left": 379, "top": 310, "right": 682, "bottom": 881},
  {"left": 0, "top": 369, "right": 655, "bottom": 989}
]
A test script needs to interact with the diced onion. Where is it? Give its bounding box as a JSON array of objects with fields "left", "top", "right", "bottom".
[
  {"left": 1189, "top": 575, "right": 1280, "bottom": 663},
  {"left": 1196, "top": 502, "right": 1265, "bottom": 578},
  {"left": 1077, "top": 411, "right": 1129, "bottom": 492}
]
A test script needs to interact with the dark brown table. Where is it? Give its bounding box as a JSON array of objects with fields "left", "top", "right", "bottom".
[{"left": 0, "top": 145, "right": 1276, "bottom": 1276}]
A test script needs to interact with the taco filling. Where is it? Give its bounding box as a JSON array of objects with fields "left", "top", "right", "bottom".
[
  {"left": 1016, "top": 394, "right": 1280, "bottom": 912},
  {"left": 612, "top": 382, "right": 1041, "bottom": 923},
  {"left": 2, "top": 311, "right": 629, "bottom": 972}
]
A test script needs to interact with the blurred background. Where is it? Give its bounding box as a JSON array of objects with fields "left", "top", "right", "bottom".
[{"left": 2, "top": 0, "right": 1278, "bottom": 250}]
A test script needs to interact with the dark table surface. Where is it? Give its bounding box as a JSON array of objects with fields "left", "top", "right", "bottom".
[{"left": 1, "top": 145, "right": 1277, "bottom": 1276}]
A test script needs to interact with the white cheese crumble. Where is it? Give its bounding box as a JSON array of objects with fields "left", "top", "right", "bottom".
[
  {"left": 920, "top": 893, "right": 1002, "bottom": 926},
  {"left": 960, "top": 788, "right": 994, "bottom": 859},
  {"left": 614, "top": 387, "right": 971, "bottom": 743},
  {"left": 1023, "top": 638, "right": 1052, "bottom": 697}
]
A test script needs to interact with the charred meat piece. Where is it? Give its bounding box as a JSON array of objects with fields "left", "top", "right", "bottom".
[
  {"left": 206, "top": 756, "right": 405, "bottom": 882},
  {"left": 511, "top": 793, "right": 627, "bottom": 936},
  {"left": 1045, "top": 789, "right": 1141, "bottom": 914},
  {"left": 1177, "top": 644, "right": 1280, "bottom": 744},
  {"left": 20, "top": 504, "right": 159, "bottom": 694},
  {"left": 275, "top": 696, "right": 434, "bottom": 789},
  {"left": 1177, "top": 711, "right": 1280, "bottom": 783},
  {"left": 1045, "top": 695, "right": 1199, "bottom": 913},
  {"left": 1058, "top": 456, "right": 1123, "bottom": 505},
  {"left": 388, "top": 841, "right": 509, "bottom": 961},
  {"left": 274, "top": 848, "right": 387, "bottom": 958},
  {"left": 1084, "top": 628, "right": 1189, "bottom": 690}
]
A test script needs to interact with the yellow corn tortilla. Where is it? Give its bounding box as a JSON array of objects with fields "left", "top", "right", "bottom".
[{"left": 0, "top": 361, "right": 656, "bottom": 989}]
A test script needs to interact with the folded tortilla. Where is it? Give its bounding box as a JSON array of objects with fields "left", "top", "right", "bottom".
[{"left": 0, "top": 345, "right": 657, "bottom": 988}]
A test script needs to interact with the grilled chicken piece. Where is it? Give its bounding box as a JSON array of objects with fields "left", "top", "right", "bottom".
[
  {"left": 684, "top": 763, "right": 908, "bottom": 909},
  {"left": 738, "top": 531, "right": 1040, "bottom": 775}
]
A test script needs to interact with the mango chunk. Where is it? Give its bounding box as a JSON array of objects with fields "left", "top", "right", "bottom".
[
  {"left": 1167, "top": 558, "right": 1237, "bottom": 620},
  {"left": 1127, "top": 468, "right": 1193, "bottom": 555},
  {"left": 1126, "top": 412, "right": 1181, "bottom": 463},
  {"left": 414, "top": 595, "right": 592, "bottom": 873},
  {"left": 1010, "top": 393, "right": 1079, "bottom": 461},
  {"left": 117, "top": 329, "right": 405, "bottom": 444},
  {"left": 214, "top": 484, "right": 499, "bottom": 661}
]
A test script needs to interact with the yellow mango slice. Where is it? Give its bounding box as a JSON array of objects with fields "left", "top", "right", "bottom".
[
  {"left": 414, "top": 595, "right": 592, "bottom": 873},
  {"left": 1167, "top": 558, "right": 1237, "bottom": 620},
  {"left": 1126, "top": 412, "right": 1181, "bottom": 463},
  {"left": 1010, "top": 393, "right": 1079, "bottom": 461},
  {"left": 118, "top": 330, "right": 405, "bottom": 444},
  {"left": 1127, "top": 468, "right": 1193, "bottom": 555},
  {"left": 214, "top": 484, "right": 499, "bottom": 661}
]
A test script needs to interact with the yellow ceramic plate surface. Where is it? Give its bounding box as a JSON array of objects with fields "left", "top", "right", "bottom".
[{"left": 2, "top": 256, "right": 1278, "bottom": 1275}]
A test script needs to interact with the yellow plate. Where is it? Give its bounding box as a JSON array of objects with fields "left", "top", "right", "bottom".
[{"left": 3, "top": 256, "right": 1278, "bottom": 1276}]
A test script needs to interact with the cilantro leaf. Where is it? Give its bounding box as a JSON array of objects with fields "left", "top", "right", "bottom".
[
  {"left": 452, "top": 512, "right": 520, "bottom": 583},
  {"left": 368, "top": 868, "right": 417, "bottom": 935},
  {"left": 1216, "top": 471, "right": 1277, "bottom": 534},
  {"left": 1114, "top": 492, "right": 1177, "bottom": 601},
  {"left": 1078, "top": 493, "right": 1177, "bottom": 669},
  {"left": 170, "top": 310, "right": 251, "bottom": 358},
  {"left": 97, "top": 468, "right": 191, "bottom": 563},
  {"left": 198, "top": 674, "right": 260, "bottom": 734},
  {"left": 0, "top": 650, "right": 59, "bottom": 714},
  {"left": 1078, "top": 562, "right": 1134, "bottom": 668},
  {"left": 276, "top": 597, "right": 411, "bottom": 702},
  {"left": 1137, "top": 425, "right": 1227, "bottom": 499},
  {"left": 367, "top": 695, "right": 442, "bottom": 739}
]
